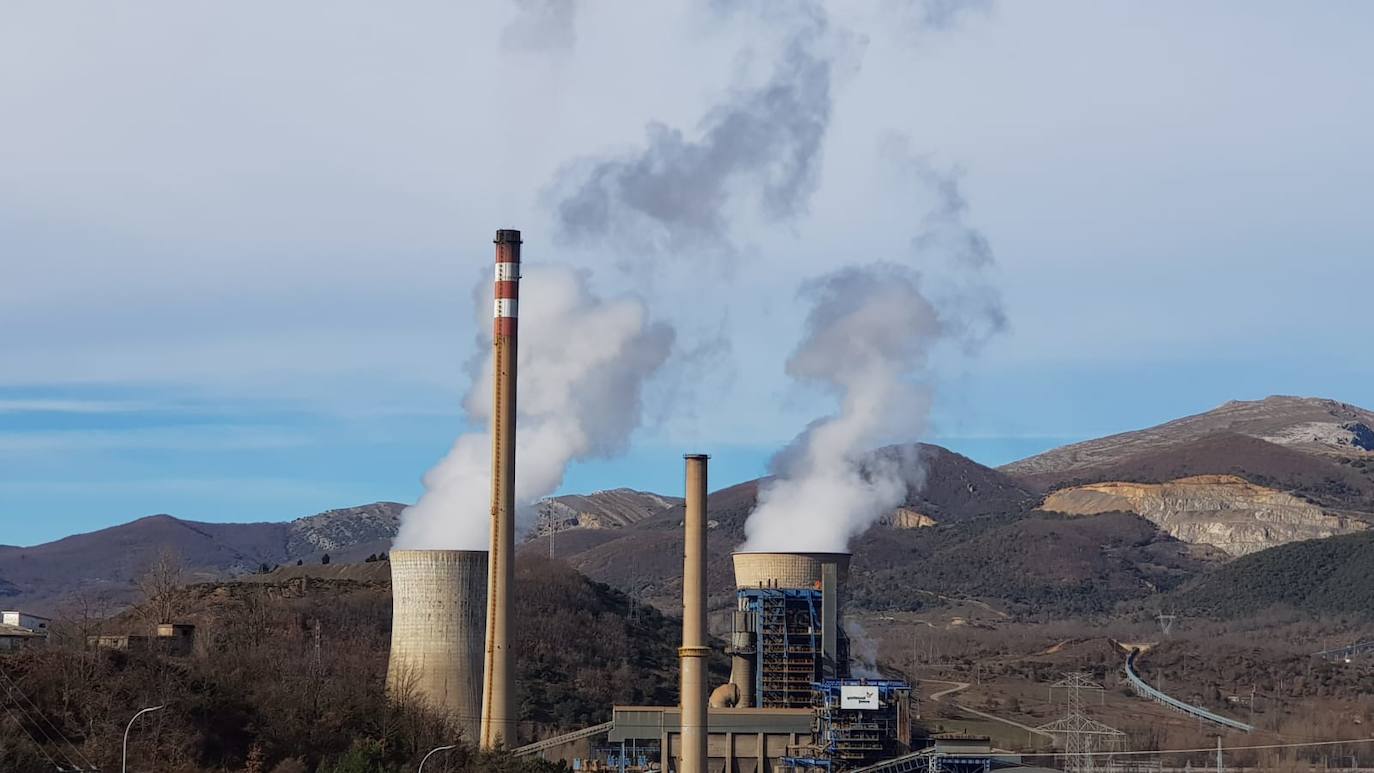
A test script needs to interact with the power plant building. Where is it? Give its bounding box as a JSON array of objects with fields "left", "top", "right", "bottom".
[
  {"left": 722, "top": 552, "right": 851, "bottom": 710},
  {"left": 381, "top": 230, "right": 1020, "bottom": 771},
  {"left": 584, "top": 549, "right": 914, "bottom": 772}
]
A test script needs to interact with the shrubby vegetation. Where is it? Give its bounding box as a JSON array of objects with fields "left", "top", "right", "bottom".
[
  {"left": 1172, "top": 530, "right": 1374, "bottom": 619},
  {"left": 0, "top": 556, "right": 681, "bottom": 772},
  {"left": 848, "top": 512, "right": 1204, "bottom": 618}
]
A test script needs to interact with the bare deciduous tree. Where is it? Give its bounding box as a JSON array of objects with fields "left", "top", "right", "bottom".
[{"left": 135, "top": 547, "right": 186, "bottom": 626}]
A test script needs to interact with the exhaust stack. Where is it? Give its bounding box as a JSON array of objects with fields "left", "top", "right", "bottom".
[
  {"left": 480, "top": 229, "right": 521, "bottom": 749},
  {"left": 386, "top": 550, "right": 487, "bottom": 742},
  {"left": 679, "top": 454, "right": 710, "bottom": 773}
]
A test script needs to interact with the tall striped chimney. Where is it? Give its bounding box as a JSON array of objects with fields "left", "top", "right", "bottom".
[{"left": 480, "top": 228, "right": 520, "bottom": 749}]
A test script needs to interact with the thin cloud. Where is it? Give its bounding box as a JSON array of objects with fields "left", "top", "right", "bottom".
[
  {"left": 0, "top": 398, "right": 157, "bottom": 414},
  {"left": 0, "top": 426, "right": 311, "bottom": 455}
]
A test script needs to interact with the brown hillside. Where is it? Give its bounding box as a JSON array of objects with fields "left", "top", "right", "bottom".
[
  {"left": 1017, "top": 432, "right": 1374, "bottom": 513},
  {"left": 849, "top": 511, "right": 1214, "bottom": 617},
  {"left": 1003, "top": 396, "right": 1374, "bottom": 480},
  {"left": 0, "top": 503, "right": 406, "bottom": 613},
  {"left": 520, "top": 445, "right": 1166, "bottom": 618},
  {"left": 0, "top": 557, "right": 679, "bottom": 772}
]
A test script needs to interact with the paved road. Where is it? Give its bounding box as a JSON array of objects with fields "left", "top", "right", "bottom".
[{"left": 925, "top": 679, "right": 971, "bottom": 702}]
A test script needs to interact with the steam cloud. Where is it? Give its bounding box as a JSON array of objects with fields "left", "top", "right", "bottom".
[
  {"left": 741, "top": 145, "right": 1005, "bottom": 553},
  {"left": 394, "top": 265, "right": 673, "bottom": 550},
  {"left": 503, "top": 0, "right": 577, "bottom": 52},
  {"left": 893, "top": 0, "right": 995, "bottom": 32},
  {"left": 549, "top": 3, "right": 834, "bottom": 256}
]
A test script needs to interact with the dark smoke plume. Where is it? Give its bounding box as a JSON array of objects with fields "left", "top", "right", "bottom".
[{"left": 549, "top": 4, "right": 833, "bottom": 256}]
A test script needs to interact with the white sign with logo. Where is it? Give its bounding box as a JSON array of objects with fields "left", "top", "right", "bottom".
[{"left": 840, "top": 685, "right": 879, "bottom": 710}]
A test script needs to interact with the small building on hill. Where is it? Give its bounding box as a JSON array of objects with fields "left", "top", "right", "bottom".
[
  {"left": 0, "top": 611, "right": 51, "bottom": 652},
  {"left": 156, "top": 623, "right": 196, "bottom": 655},
  {"left": 89, "top": 634, "right": 151, "bottom": 652},
  {"left": 1, "top": 611, "right": 51, "bottom": 633},
  {"left": 0, "top": 624, "right": 47, "bottom": 652}
]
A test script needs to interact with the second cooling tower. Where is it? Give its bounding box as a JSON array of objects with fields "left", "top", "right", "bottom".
[{"left": 387, "top": 549, "right": 487, "bottom": 742}]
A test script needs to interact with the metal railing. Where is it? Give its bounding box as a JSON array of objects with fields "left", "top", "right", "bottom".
[{"left": 1124, "top": 650, "right": 1253, "bottom": 733}]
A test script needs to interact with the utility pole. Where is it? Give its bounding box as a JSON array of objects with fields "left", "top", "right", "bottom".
[{"left": 1215, "top": 737, "right": 1223, "bottom": 773}]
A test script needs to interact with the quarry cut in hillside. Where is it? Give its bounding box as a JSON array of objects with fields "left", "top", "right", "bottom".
[
  {"left": 1041, "top": 474, "right": 1367, "bottom": 557},
  {"left": 879, "top": 506, "right": 938, "bottom": 529}
]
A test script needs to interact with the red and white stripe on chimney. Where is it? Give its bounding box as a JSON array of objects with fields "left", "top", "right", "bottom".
[{"left": 493, "top": 229, "right": 521, "bottom": 338}]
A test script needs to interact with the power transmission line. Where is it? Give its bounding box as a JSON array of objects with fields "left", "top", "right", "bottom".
[
  {"left": 1036, "top": 672, "right": 1125, "bottom": 773},
  {"left": 1, "top": 699, "right": 68, "bottom": 771},
  {"left": 0, "top": 674, "right": 86, "bottom": 771},
  {"left": 1017, "top": 738, "right": 1374, "bottom": 759},
  {"left": 0, "top": 670, "right": 98, "bottom": 771}
]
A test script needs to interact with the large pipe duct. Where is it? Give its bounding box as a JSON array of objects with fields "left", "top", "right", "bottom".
[
  {"left": 679, "top": 454, "right": 710, "bottom": 773},
  {"left": 480, "top": 228, "right": 521, "bottom": 750},
  {"left": 387, "top": 550, "right": 487, "bottom": 743}
]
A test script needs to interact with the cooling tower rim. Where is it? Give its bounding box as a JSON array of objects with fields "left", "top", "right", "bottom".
[
  {"left": 389, "top": 548, "right": 489, "bottom": 557},
  {"left": 730, "top": 550, "right": 852, "bottom": 559}
]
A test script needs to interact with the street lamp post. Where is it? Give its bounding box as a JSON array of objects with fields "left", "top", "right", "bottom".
[
  {"left": 121, "top": 705, "right": 165, "bottom": 773},
  {"left": 418, "top": 743, "right": 457, "bottom": 773}
]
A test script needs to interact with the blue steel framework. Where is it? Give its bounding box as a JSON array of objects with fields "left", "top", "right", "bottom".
[
  {"left": 783, "top": 679, "right": 914, "bottom": 772},
  {"left": 741, "top": 588, "right": 850, "bottom": 708}
]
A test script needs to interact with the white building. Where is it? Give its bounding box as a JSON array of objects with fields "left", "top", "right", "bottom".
[
  {"left": 1, "top": 611, "right": 51, "bottom": 632},
  {"left": 0, "top": 612, "right": 51, "bottom": 652}
]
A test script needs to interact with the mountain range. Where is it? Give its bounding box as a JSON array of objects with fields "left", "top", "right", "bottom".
[
  {"left": 4, "top": 395, "right": 1373, "bottom": 619},
  {"left": 0, "top": 503, "right": 404, "bottom": 612}
]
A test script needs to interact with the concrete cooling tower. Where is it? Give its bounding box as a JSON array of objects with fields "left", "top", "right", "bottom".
[
  {"left": 387, "top": 549, "right": 487, "bottom": 742},
  {"left": 730, "top": 551, "right": 851, "bottom": 591}
]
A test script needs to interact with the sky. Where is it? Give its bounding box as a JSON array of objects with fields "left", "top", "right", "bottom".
[{"left": 2, "top": 1, "right": 1372, "bottom": 547}]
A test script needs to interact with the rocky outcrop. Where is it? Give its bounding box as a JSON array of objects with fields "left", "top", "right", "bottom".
[
  {"left": 533, "top": 488, "right": 680, "bottom": 536},
  {"left": 1041, "top": 475, "right": 1367, "bottom": 557},
  {"left": 880, "top": 507, "right": 937, "bottom": 529},
  {"left": 286, "top": 502, "right": 403, "bottom": 556},
  {"left": 1260, "top": 421, "right": 1374, "bottom": 453}
]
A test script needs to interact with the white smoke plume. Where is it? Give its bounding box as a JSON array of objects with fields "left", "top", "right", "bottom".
[
  {"left": 741, "top": 145, "right": 1005, "bottom": 553},
  {"left": 394, "top": 264, "right": 673, "bottom": 550},
  {"left": 845, "top": 619, "right": 884, "bottom": 679},
  {"left": 549, "top": 3, "right": 835, "bottom": 258},
  {"left": 897, "top": 0, "right": 995, "bottom": 32},
  {"left": 502, "top": 0, "right": 577, "bottom": 53}
]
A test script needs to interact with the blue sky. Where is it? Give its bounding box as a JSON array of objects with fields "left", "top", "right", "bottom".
[{"left": 2, "top": 2, "right": 1372, "bottom": 547}]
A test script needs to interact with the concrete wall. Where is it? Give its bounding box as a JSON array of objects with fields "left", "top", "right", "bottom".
[
  {"left": 387, "top": 549, "right": 487, "bottom": 743},
  {"left": 612, "top": 706, "right": 814, "bottom": 773},
  {"left": 730, "top": 553, "right": 850, "bottom": 591}
]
